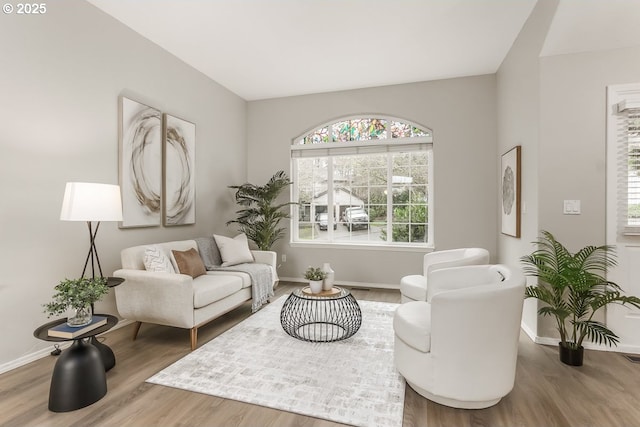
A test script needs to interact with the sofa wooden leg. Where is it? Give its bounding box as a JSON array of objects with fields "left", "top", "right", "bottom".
[
  {"left": 190, "top": 327, "right": 197, "bottom": 351},
  {"left": 132, "top": 321, "right": 142, "bottom": 341}
]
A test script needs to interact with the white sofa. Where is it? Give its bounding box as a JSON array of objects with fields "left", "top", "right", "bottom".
[
  {"left": 393, "top": 264, "right": 525, "bottom": 409},
  {"left": 400, "top": 248, "right": 490, "bottom": 303},
  {"left": 113, "top": 239, "right": 277, "bottom": 350}
]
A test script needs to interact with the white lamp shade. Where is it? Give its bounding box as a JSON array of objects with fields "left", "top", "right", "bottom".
[{"left": 60, "top": 182, "right": 123, "bottom": 221}]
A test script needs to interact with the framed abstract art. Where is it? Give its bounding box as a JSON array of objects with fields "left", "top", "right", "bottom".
[
  {"left": 118, "top": 96, "right": 162, "bottom": 228},
  {"left": 163, "top": 113, "right": 196, "bottom": 226},
  {"left": 501, "top": 145, "right": 521, "bottom": 238}
]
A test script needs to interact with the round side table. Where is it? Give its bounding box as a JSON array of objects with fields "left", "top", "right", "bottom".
[
  {"left": 34, "top": 314, "right": 118, "bottom": 412},
  {"left": 280, "top": 287, "right": 362, "bottom": 342}
]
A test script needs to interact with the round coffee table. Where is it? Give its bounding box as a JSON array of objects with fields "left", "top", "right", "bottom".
[{"left": 280, "top": 286, "right": 362, "bottom": 342}]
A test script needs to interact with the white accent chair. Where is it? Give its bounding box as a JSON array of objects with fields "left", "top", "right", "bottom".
[
  {"left": 400, "top": 248, "right": 490, "bottom": 303},
  {"left": 393, "top": 264, "right": 525, "bottom": 409}
]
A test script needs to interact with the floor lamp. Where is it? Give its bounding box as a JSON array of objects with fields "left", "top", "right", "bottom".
[{"left": 60, "top": 182, "right": 123, "bottom": 371}]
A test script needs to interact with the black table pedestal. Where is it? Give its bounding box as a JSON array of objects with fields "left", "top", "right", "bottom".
[
  {"left": 90, "top": 336, "right": 115, "bottom": 371},
  {"left": 49, "top": 339, "right": 107, "bottom": 412}
]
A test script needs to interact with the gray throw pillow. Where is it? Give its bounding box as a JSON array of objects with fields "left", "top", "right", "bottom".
[{"left": 195, "top": 236, "right": 222, "bottom": 268}]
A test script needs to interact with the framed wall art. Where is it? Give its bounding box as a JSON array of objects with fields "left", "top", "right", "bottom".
[
  {"left": 119, "top": 96, "right": 162, "bottom": 228},
  {"left": 163, "top": 113, "right": 196, "bottom": 226},
  {"left": 501, "top": 145, "right": 521, "bottom": 238}
]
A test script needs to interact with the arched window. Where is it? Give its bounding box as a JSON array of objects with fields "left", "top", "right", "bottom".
[{"left": 290, "top": 116, "right": 433, "bottom": 247}]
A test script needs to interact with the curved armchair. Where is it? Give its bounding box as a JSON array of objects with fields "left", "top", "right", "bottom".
[
  {"left": 393, "top": 264, "right": 525, "bottom": 409},
  {"left": 400, "top": 248, "right": 490, "bottom": 303}
]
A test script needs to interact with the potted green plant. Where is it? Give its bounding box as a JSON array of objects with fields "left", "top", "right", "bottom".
[
  {"left": 520, "top": 230, "right": 640, "bottom": 366},
  {"left": 43, "top": 277, "right": 109, "bottom": 327},
  {"left": 304, "top": 267, "right": 327, "bottom": 294},
  {"left": 227, "top": 170, "right": 297, "bottom": 251}
]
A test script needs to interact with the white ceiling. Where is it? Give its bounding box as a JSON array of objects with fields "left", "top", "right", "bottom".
[{"left": 86, "top": 0, "right": 640, "bottom": 101}]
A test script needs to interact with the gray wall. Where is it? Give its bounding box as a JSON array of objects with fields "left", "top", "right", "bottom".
[
  {"left": 537, "top": 45, "right": 640, "bottom": 338},
  {"left": 246, "top": 76, "right": 498, "bottom": 285},
  {"left": 497, "top": 0, "right": 640, "bottom": 341},
  {"left": 0, "top": 0, "right": 246, "bottom": 368},
  {"left": 496, "top": 0, "right": 559, "bottom": 337}
]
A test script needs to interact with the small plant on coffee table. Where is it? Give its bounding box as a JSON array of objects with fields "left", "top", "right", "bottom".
[{"left": 304, "top": 267, "right": 327, "bottom": 281}]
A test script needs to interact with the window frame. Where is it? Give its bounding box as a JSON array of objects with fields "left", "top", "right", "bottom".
[
  {"left": 290, "top": 115, "right": 434, "bottom": 250},
  {"left": 607, "top": 83, "right": 640, "bottom": 236}
]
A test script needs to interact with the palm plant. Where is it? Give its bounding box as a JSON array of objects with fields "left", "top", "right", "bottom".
[
  {"left": 521, "top": 231, "right": 640, "bottom": 357},
  {"left": 227, "top": 171, "right": 296, "bottom": 250}
]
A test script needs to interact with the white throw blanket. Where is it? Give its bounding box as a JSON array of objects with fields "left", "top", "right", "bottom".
[
  {"left": 195, "top": 236, "right": 274, "bottom": 312},
  {"left": 206, "top": 263, "right": 274, "bottom": 312}
]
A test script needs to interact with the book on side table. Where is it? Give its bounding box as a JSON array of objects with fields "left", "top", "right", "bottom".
[{"left": 48, "top": 316, "right": 108, "bottom": 339}]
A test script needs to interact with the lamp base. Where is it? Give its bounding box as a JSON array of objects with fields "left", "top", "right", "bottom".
[{"left": 90, "top": 336, "right": 115, "bottom": 371}]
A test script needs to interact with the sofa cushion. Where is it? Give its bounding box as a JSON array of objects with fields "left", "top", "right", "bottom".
[
  {"left": 214, "top": 233, "right": 254, "bottom": 267},
  {"left": 143, "top": 246, "right": 175, "bottom": 273},
  {"left": 171, "top": 248, "right": 206, "bottom": 278},
  {"left": 394, "top": 301, "right": 432, "bottom": 353},
  {"left": 205, "top": 270, "right": 252, "bottom": 288},
  {"left": 193, "top": 274, "right": 243, "bottom": 308}
]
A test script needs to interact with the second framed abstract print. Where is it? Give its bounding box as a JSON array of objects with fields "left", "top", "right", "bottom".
[{"left": 163, "top": 113, "right": 196, "bottom": 226}]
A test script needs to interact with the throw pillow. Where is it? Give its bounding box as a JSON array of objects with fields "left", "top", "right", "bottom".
[
  {"left": 213, "top": 233, "right": 254, "bottom": 267},
  {"left": 195, "top": 236, "right": 222, "bottom": 268},
  {"left": 171, "top": 248, "right": 206, "bottom": 278},
  {"left": 143, "top": 246, "right": 175, "bottom": 273}
]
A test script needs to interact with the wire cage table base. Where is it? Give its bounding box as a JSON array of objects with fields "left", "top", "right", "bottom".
[{"left": 280, "top": 287, "right": 362, "bottom": 342}]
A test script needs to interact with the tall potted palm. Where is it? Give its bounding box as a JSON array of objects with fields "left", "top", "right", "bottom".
[
  {"left": 521, "top": 230, "right": 640, "bottom": 366},
  {"left": 227, "top": 171, "right": 296, "bottom": 250}
]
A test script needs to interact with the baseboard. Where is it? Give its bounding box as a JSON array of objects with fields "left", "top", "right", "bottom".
[
  {"left": 279, "top": 277, "right": 400, "bottom": 291},
  {"left": 0, "top": 343, "right": 71, "bottom": 375},
  {"left": 0, "top": 318, "right": 134, "bottom": 375},
  {"left": 527, "top": 335, "right": 640, "bottom": 355},
  {"left": 520, "top": 321, "right": 537, "bottom": 343}
]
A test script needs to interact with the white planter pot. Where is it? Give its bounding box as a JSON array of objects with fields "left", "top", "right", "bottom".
[{"left": 309, "top": 280, "right": 323, "bottom": 294}]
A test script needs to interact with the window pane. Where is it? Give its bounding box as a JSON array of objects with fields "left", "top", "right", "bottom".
[
  {"left": 328, "top": 119, "right": 388, "bottom": 142},
  {"left": 368, "top": 204, "right": 386, "bottom": 221},
  {"left": 391, "top": 121, "right": 411, "bottom": 138},
  {"left": 370, "top": 119, "right": 387, "bottom": 139},
  {"left": 391, "top": 224, "right": 410, "bottom": 242},
  {"left": 410, "top": 186, "right": 428, "bottom": 203},
  {"left": 629, "top": 113, "right": 640, "bottom": 225},
  {"left": 390, "top": 153, "right": 429, "bottom": 243},
  {"left": 409, "top": 225, "right": 427, "bottom": 243},
  {"left": 332, "top": 121, "right": 350, "bottom": 142},
  {"left": 303, "top": 127, "right": 329, "bottom": 144},
  {"left": 295, "top": 157, "right": 329, "bottom": 241},
  {"left": 350, "top": 119, "right": 369, "bottom": 141},
  {"left": 292, "top": 117, "right": 432, "bottom": 247},
  {"left": 412, "top": 126, "right": 430, "bottom": 137}
]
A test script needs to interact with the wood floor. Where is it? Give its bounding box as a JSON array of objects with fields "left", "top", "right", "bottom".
[{"left": 2, "top": 282, "right": 639, "bottom": 427}]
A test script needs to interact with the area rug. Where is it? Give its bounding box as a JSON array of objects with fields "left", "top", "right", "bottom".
[{"left": 147, "top": 295, "right": 404, "bottom": 427}]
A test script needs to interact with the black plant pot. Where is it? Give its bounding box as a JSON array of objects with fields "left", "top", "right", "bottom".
[{"left": 559, "top": 343, "right": 584, "bottom": 366}]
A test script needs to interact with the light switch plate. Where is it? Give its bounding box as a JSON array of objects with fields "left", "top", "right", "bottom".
[{"left": 563, "top": 200, "right": 581, "bottom": 215}]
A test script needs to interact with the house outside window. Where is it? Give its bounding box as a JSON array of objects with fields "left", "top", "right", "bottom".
[{"left": 290, "top": 116, "right": 433, "bottom": 248}]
